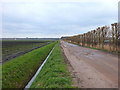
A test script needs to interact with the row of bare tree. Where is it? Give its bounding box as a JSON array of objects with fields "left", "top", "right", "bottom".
[{"left": 61, "top": 23, "right": 119, "bottom": 52}]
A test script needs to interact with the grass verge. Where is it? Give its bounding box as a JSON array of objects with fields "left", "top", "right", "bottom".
[
  {"left": 68, "top": 41, "right": 118, "bottom": 53},
  {"left": 83, "top": 46, "right": 108, "bottom": 52},
  {"left": 2, "top": 42, "right": 56, "bottom": 88},
  {"left": 30, "top": 42, "right": 73, "bottom": 88}
]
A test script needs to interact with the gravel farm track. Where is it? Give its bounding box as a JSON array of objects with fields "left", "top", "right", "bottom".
[{"left": 60, "top": 40, "right": 118, "bottom": 88}]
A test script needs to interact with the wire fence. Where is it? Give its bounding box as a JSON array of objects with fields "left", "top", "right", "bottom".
[{"left": 61, "top": 23, "right": 120, "bottom": 53}]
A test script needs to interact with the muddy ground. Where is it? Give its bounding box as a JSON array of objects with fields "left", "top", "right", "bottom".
[{"left": 60, "top": 40, "right": 118, "bottom": 88}]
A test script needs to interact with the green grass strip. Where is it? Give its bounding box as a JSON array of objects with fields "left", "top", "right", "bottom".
[
  {"left": 2, "top": 42, "right": 56, "bottom": 88},
  {"left": 30, "top": 42, "right": 73, "bottom": 88},
  {"left": 68, "top": 41, "right": 115, "bottom": 53},
  {"left": 84, "top": 46, "right": 108, "bottom": 52}
]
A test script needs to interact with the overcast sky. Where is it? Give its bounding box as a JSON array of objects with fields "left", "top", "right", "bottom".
[{"left": 1, "top": 0, "right": 119, "bottom": 38}]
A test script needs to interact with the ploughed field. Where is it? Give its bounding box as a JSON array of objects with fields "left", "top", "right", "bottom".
[{"left": 2, "top": 40, "right": 50, "bottom": 63}]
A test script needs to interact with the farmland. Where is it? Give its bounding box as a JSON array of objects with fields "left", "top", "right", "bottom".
[
  {"left": 1, "top": 38, "right": 119, "bottom": 88},
  {"left": 2, "top": 41, "right": 56, "bottom": 88},
  {"left": 2, "top": 40, "right": 50, "bottom": 63},
  {"left": 1, "top": 22, "right": 119, "bottom": 89}
]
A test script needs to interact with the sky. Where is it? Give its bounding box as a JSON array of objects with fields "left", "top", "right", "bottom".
[{"left": 1, "top": 0, "right": 119, "bottom": 38}]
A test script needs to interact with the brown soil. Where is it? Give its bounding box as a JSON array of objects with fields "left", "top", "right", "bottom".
[
  {"left": 60, "top": 40, "right": 118, "bottom": 88},
  {"left": 2, "top": 43, "right": 49, "bottom": 64}
]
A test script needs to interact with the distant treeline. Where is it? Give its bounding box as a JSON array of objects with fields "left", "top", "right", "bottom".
[
  {"left": 62, "top": 23, "right": 120, "bottom": 52},
  {"left": 2, "top": 38, "right": 60, "bottom": 41}
]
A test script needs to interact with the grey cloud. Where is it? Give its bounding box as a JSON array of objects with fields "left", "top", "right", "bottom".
[{"left": 2, "top": 1, "right": 118, "bottom": 38}]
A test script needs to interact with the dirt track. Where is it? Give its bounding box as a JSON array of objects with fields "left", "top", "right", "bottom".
[{"left": 60, "top": 40, "right": 118, "bottom": 88}]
